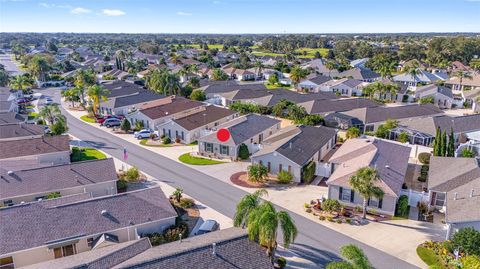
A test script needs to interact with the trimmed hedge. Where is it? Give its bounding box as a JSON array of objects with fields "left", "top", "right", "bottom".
[{"left": 301, "top": 161, "right": 316, "bottom": 184}]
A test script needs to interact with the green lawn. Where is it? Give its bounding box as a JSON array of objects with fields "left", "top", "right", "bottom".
[
  {"left": 71, "top": 147, "right": 107, "bottom": 162},
  {"left": 416, "top": 246, "right": 445, "bottom": 268},
  {"left": 178, "top": 153, "right": 226, "bottom": 165},
  {"left": 264, "top": 82, "right": 284, "bottom": 90},
  {"left": 251, "top": 50, "right": 285, "bottom": 57},
  {"left": 28, "top": 112, "right": 38, "bottom": 120},
  {"left": 294, "top": 48, "right": 330, "bottom": 58},
  {"left": 80, "top": 115, "right": 96, "bottom": 123},
  {"left": 139, "top": 139, "right": 172, "bottom": 147}
]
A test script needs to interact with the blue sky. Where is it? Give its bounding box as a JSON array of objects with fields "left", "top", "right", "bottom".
[{"left": 1, "top": 0, "right": 479, "bottom": 33}]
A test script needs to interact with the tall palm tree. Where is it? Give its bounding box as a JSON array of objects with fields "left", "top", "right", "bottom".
[
  {"left": 349, "top": 167, "right": 385, "bottom": 219},
  {"left": 39, "top": 104, "right": 62, "bottom": 125},
  {"left": 28, "top": 55, "right": 50, "bottom": 82},
  {"left": 233, "top": 189, "right": 268, "bottom": 228},
  {"left": 247, "top": 201, "right": 297, "bottom": 261},
  {"left": 404, "top": 60, "right": 420, "bottom": 88},
  {"left": 61, "top": 87, "right": 81, "bottom": 107},
  {"left": 325, "top": 60, "right": 337, "bottom": 78},
  {"left": 289, "top": 65, "right": 307, "bottom": 87},
  {"left": 9, "top": 75, "right": 32, "bottom": 92},
  {"left": 74, "top": 69, "right": 96, "bottom": 106},
  {"left": 378, "top": 61, "right": 397, "bottom": 79},
  {"left": 454, "top": 71, "right": 473, "bottom": 92},
  {"left": 87, "top": 85, "right": 110, "bottom": 116},
  {"left": 326, "top": 244, "right": 372, "bottom": 269}
]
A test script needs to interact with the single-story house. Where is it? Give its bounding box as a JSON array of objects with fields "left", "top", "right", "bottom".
[
  {"left": 297, "top": 75, "right": 332, "bottom": 92},
  {"left": 0, "top": 134, "right": 71, "bottom": 166},
  {"left": 393, "top": 69, "right": 448, "bottom": 86},
  {"left": 127, "top": 96, "right": 205, "bottom": 130},
  {"left": 299, "top": 98, "right": 379, "bottom": 117},
  {"left": 98, "top": 69, "right": 131, "bottom": 81},
  {"left": 428, "top": 157, "right": 480, "bottom": 238},
  {"left": 251, "top": 125, "right": 337, "bottom": 183},
  {"left": 318, "top": 78, "right": 368, "bottom": 97},
  {"left": 326, "top": 138, "right": 411, "bottom": 216},
  {"left": 339, "top": 103, "right": 444, "bottom": 133},
  {"left": 198, "top": 114, "right": 281, "bottom": 160},
  {"left": 301, "top": 59, "right": 339, "bottom": 77},
  {"left": 445, "top": 73, "right": 480, "bottom": 91},
  {"left": 0, "top": 187, "right": 177, "bottom": 268},
  {"left": 0, "top": 123, "right": 45, "bottom": 141},
  {"left": 157, "top": 105, "right": 238, "bottom": 144},
  {"left": 0, "top": 158, "right": 118, "bottom": 206},
  {"left": 338, "top": 67, "right": 381, "bottom": 82},
  {"left": 414, "top": 84, "right": 455, "bottom": 109},
  {"left": 100, "top": 91, "right": 165, "bottom": 116}
]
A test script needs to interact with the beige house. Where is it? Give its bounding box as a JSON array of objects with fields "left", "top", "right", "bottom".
[{"left": 0, "top": 187, "right": 177, "bottom": 268}]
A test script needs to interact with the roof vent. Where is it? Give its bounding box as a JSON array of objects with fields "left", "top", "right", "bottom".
[
  {"left": 101, "top": 209, "right": 108, "bottom": 215},
  {"left": 385, "top": 165, "right": 390, "bottom": 169},
  {"left": 470, "top": 189, "right": 475, "bottom": 198},
  {"left": 7, "top": 171, "right": 14, "bottom": 176},
  {"left": 212, "top": 243, "right": 216, "bottom": 256},
  {"left": 454, "top": 192, "right": 458, "bottom": 201}
]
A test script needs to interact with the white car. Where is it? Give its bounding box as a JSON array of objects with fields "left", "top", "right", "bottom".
[
  {"left": 45, "top": 97, "right": 53, "bottom": 105},
  {"left": 134, "top": 129, "right": 157, "bottom": 139}
]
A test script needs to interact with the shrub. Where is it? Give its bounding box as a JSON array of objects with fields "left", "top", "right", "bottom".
[
  {"left": 461, "top": 255, "right": 480, "bottom": 269},
  {"left": 396, "top": 195, "right": 409, "bottom": 217},
  {"left": 301, "top": 161, "right": 316, "bottom": 184},
  {"left": 305, "top": 208, "right": 312, "bottom": 213},
  {"left": 162, "top": 136, "right": 171, "bottom": 144},
  {"left": 46, "top": 192, "right": 61, "bottom": 199},
  {"left": 355, "top": 206, "right": 362, "bottom": 212},
  {"left": 134, "top": 121, "right": 144, "bottom": 131},
  {"left": 451, "top": 227, "right": 480, "bottom": 256},
  {"left": 179, "top": 198, "right": 195, "bottom": 209},
  {"left": 277, "top": 170, "right": 293, "bottom": 184},
  {"left": 304, "top": 203, "right": 310, "bottom": 208},
  {"left": 175, "top": 137, "right": 181, "bottom": 143},
  {"left": 173, "top": 188, "right": 183, "bottom": 203},
  {"left": 461, "top": 148, "right": 475, "bottom": 158},
  {"left": 120, "top": 118, "right": 131, "bottom": 133},
  {"left": 336, "top": 219, "right": 342, "bottom": 224},
  {"left": 276, "top": 257, "right": 287, "bottom": 269},
  {"left": 117, "top": 180, "right": 127, "bottom": 192},
  {"left": 418, "top": 152, "right": 431, "bottom": 164},
  {"left": 322, "top": 199, "right": 341, "bottom": 213},
  {"left": 144, "top": 222, "right": 189, "bottom": 246},
  {"left": 319, "top": 216, "right": 326, "bottom": 221},
  {"left": 327, "top": 216, "right": 334, "bottom": 222},
  {"left": 398, "top": 132, "right": 409, "bottom": 143},
  {"left": 345, "top": 218, "right": 352, "bottom": 224},
  {"left": 238, "top": 143, "right": 249, "bottom": 160},
  {"left": 346, "top": 127, "right": 360, "bottom": 139},
  {"left": 247, "top": 163, "right": 267, "bottom": 183},
  {"left": 189, "top": 90, "right": 206, "bottom": 101},
  {"left": 124, "top": 166, "right": 140, "bottom": 182},
  {"left": 418, "top": 165, "right": 429, "bottom": 182}
]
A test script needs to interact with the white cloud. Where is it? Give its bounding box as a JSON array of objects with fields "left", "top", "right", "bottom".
[
  {"left": 39, "top": 2, "right": 70, "bottom": 8},
  {"left": 71, "top": 7, "right": 91, "bottom": 14},
  {"left": 102, "top": 9, "right": 126, "bottom": 16},
  {"left": 177, "top": 11, "right": 192, "bottom": 16}
]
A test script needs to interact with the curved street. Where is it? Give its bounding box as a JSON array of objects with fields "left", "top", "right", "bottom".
[{"left": 47, "top": 88, "right": 419, "bottom": 269}]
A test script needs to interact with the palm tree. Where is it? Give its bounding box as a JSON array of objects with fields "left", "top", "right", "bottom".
[
  {"left": 349, "top": 167, "right": 385, "bottom": 219},
  {"left": 326, "top": 244, "right": 372, "bottom": 269},
  {"left": 254, "top": 60, "right": 264, "bottom": 80},
  {"left": 403, "top": 60, "right": 420, "bottom": 88},
  {"left": 87, "top": 85, "right": 110, "bottom": 116},
  {"left": 454, "top": 71, "right": 473, "bottom": 92},
  {"left": 211, "top": 69, "right": 228, "bottom": 81},
  {"left": 233, "top": 189, "right": 268, "bottom": 227},
  {"left": 61, "top": 87, "right": 81, "bottom": 107},
  {"left": 28, "top": 55, "right": 50, "bottom": 82},
  {"left": 39, "top": 104, "right": 62, "bottom": 125},
  {"left": 170, "top": 54, "right": 180, "bottom": 65},
  {"left": 9, "top": 75, "right": 32, "bottom": 92},
  {"left": 325, "top": 60, "right": 337, "bottom": 78},
  {"left": 377, "top": 60, "right": 397, "bottom": 79},
  {"left": 188, "top": 64, "right": 199, "bottom": 74},
  {"left": 247, "top": 201, "right": 297, "bottom": 261},
  {"left": 289, "top": 65, "right": 307, "bottom": 87},
  {"left": 74, "top": 69, "right": 96, "bottom": 106}
]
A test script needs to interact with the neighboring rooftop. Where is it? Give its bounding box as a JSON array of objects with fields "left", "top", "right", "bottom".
[
  {"left": 0, "top": 123, "right": 45, "bottom": 140},
  {"left": 0, "top": 187, "right": 177, "bottom": 255},
  {"left": 0, "top": 134, "right": 70, "bottom": 160},
  {"left": 140, "top": 96, "right": 204, "bottom": 120},
  {"left": 172, "top": 105, "right": 237, "bottom": 131},
  {"left": 112, "top": 91, "right": 165, "bottom": 109},
  {"left": 102, "top": 80, "right": 146, "bottom": 98},
  {"left": 0, "top": 112, "right": 25, "bottom": 125},
  {"left": 338, "top": 67, "right": 380, "bottom": 81},
  {"left": 299, "top": 98, "right": 379, "bottom": 115},
  {"left": 113, "top": 227, "right": 274, "bottom": 269},
  {"left": 397, "top": 114, "right": 480, "bottom": 136},
  {"left": 415, "top": 84, "right": 453, "bottom": 99},
  {"left": 0, "top": 158, "right": 117, "bottom": 200}
]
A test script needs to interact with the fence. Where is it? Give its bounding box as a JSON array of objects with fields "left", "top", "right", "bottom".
[{"left": 400, "top": 189, "right": 430, "bottom": 207}]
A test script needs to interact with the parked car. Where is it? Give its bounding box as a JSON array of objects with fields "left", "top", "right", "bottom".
[
  {"left": 134, "top": 129, "right": 159, "bottom": 139},
  {"left": 195, "top": 220, "right": 219, "bottom": 235},
  {"left": 101, "top": 118, "right": 121, "bottom": 128},
  {"left": 45, "top": 97, "right": 53, "bottom": 105},
  {"left": 96, "top": 115, "right": 124, "bottom": 124}
]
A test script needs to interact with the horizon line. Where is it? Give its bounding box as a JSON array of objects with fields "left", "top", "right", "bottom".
[{"left": 2, "top": 31, "right": 480, "bottom": 35}]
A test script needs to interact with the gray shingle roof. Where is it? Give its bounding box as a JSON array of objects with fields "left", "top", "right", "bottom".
[
  {"left": 114, "top": 91, "right": 165, "bottom": 109},
  {"left": 266, "top": 88, "right": 337, "bottom": 107},
  {"left": 102, "top": 80, "right": 146, "bottom": 98},
  {"left": 339, "top": 67, "right": 380, "bottom": 80},
  {"left": 139, "top": 96, "right": 204, "bottom": 120},
  {"left": 271, "top": 125, "right": 337, "bottom": 166},
  {"left": 397, "top": 114, "right": 480, "bottom": 136},
  {"left": 299, "top": 98, "right": 379, "bottom": 115},
  {"left": 0, "top": 187, "right": 177, "bottom": 255},
  {"left": 0, "top": 158, "right": 117, "bottom": 200},
  {"left": 309, "top": 75, "right": 332, "bottom": 85},
  {"left": 0, "top": 123, "right": 45, "bottom": 139},
  {"left": 415, "top": 84, "right": 453, "bottom": 99},
  {"left": 0, "top": 135, "right": 70, "bottom": 160},
  {"left": 0, "top": 112, "right": 25, "bottom": 125},
  {"left": 173, "top": 105, "right": 237, "bottom": 131},
  {"left": 113, "top": 227, "right": 274, "bottom": 269}
]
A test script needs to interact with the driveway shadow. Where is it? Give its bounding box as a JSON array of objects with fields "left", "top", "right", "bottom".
[{"left": 285, "top": 243, "right": 341, "bottom": 268}]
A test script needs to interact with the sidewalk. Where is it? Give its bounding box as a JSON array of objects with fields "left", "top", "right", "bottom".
[{"left": 64, "top": 103, "right": 442, "bottom": 268}]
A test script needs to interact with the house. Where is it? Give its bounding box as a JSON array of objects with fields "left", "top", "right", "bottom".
[
  {"left": 299, "top": 98, "right": 379, "bottom": 117},
  {"left": 0, "top": 112, "right": 25, "bottom": 125},
  {"left": 128, "top": 96, "right": 204, "bottom": 130},
  {"left": 233, "top": 69, "right": 255, "bottom": 81},
  {"left": 0, "top": 134, "right": 71, "bottom": 166},
  {"left": 24, "top": 228, "right": 274, "bottom": 269},
  {"left": 0, "top": 87, "right": 20, "bottom": 113},
  {"left": 318, "top": 78, "right": 368, "bottom": 97},
  {"left": 198, "top": 114, "right": 281, "bottom": 160},
  {"left": 157, "top": 105, "right": 238, "bottom": 144},
  {"left": 338, "top": 67, "right": 380, "bottom": 82},
  {"left": 393, "top": 69, "right": 448, "bottom": 86},
  {"left": 302, "top": 59, "right": 339, "bottom": 77},
  {"left": 445, "top": 73, "right": 480, "bottom": 91},
  {"left": 326, "top": 138, "right": 411, "bottom": 216},
  {"left": 98, "top": 69, "right": 131, "bottom": 81},
  {"left": 251, "top": 125, "right": 337, "bottom": 183},
  {"left": 339, "top": 103, "right": 444, "bottom": 133},
  {"left": 414, "top": 84, "right": 455, "bottom": 109},
  {"left": 427, "top": 157, "right": 480, "bottom": 238},
  {"left": 390, "top": 114, "right": 480, "bottom": 147},
  {"left": 350, "top": 58, "right": 369, "bottom": 68},
  {"left": 0, "top": 187, "right": 177, "bottom": 268},
  {"left": 100, "top": 91, "right": 165, "bottom": 116},
  {"left": 461, "top": 87, "right": 480, "bottom": 112},
  {"left": 0, "top": 123, "right": 45, "bottom": 141},
  {"left": 449, "top": 61, "right": 470, "bottom": 72},
  {"left": 297, "top": 74, "right": 332, "bottom": 92},
  {"left": 0, "top": 158, "right": 118, "bottom": 206}
]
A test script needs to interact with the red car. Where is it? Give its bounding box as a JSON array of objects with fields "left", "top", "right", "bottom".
[{"left": 96, "top": 115, "right": 124, "bottom": 124}]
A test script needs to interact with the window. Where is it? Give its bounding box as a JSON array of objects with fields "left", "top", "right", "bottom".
[
  {"left": 54, "top": 244, "right": 77, "bottom": 259},
  {"left": 368, "top": 197, "right": 383, "bottom": 208},
  {"left": 267, "top": 162, "right": 271, "bottom": 172},
  {"left": 175, "top": 130, "right": 179, "bottom": 138},
  {"left": 220, "top": 145, "right": 229, "bottom": 155},
  {"left": 181, "top": 131, "right": 185, "bottom": 140},
  {"left": 204, "top": 143, "right": 213, "bottom": 153},
  {"left": 279, "top": 164, "right": 283, "bottom": 172},
  {"left": 259, "top": 133, "right": 263, "bottom": 143},
  {"left": 0, "top": 257, "right": 13, "bottom": 269},
  {"left": 435, "top": 192, "right": 446, "bottom": 207},
  {"left": 339, "top": 187, "right": 352, "bottom": 202},
  {"left": 365, "top": 125, "right": 374, "bottom": 132}
]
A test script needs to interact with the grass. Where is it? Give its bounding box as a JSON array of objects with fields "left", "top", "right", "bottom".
[
  {"left": 416, "top": 246, "right": 445, "bottom": 268},
  {"left": 178, "top": 153, "right": 226, "bottom": 165},
  {"left": 187, "top": 141, "right": 198, "bottom": 146},
  {"left": 139, "top": 139, "right": 173, "bottom": 147},
  {"left": 71, "top": 148, "right": 107, "bottom": 162},
  {"left": 264, "top": 82, "right": 288, "bottom": 90},
  {"left": 294, "top": 48, "right": 330, "bottom": 58},
  {"left": 27, "top": 112, "right": 38, "bottom": 120},
  {"left": 80, "top": 115, "right": 96, "bottom": 123}
]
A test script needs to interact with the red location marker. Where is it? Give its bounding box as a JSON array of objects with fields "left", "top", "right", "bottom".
[{"left": 217, "top": 128, "right": 230, "bottom": 142}]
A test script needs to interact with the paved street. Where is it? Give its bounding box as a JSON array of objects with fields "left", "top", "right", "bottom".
[
  {"left": 45, "top": 88, "right": 420, "bottom": 269},
  {"left": 0, "top": 54, "right": 24, "bottom": 76}
]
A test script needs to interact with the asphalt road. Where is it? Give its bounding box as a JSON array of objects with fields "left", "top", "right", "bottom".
[{"left": 46, "top": 88, "right": 419, "bottom": 269}]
